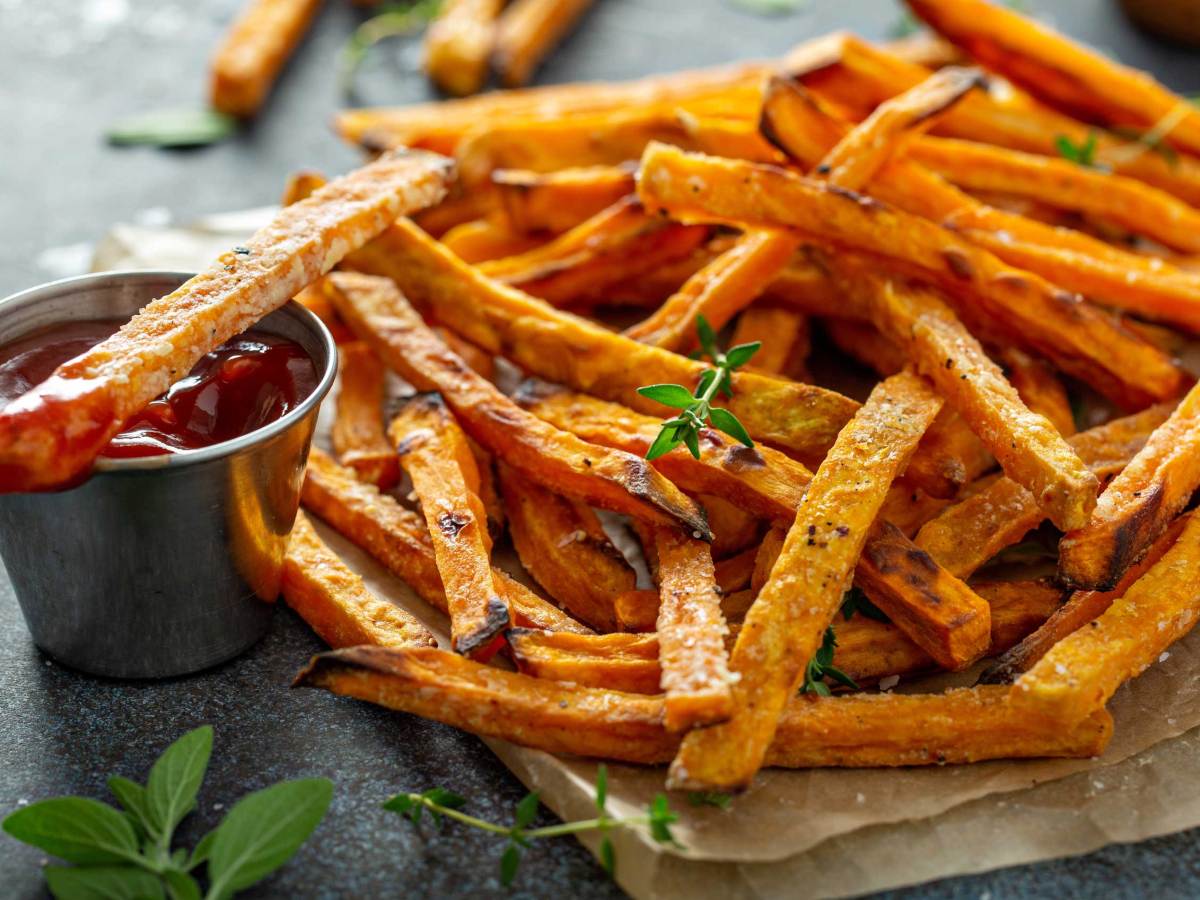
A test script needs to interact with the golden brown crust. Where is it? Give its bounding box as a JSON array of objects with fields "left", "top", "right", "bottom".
[{"left": 210, "top": 0, "right": 323, "bottom": 117}]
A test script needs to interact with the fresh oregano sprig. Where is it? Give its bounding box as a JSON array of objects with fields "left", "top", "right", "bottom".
[
  {"left": 384, "top": 765, "right": 679, "bottom": 887},
  {"left": 2, "top": 726, "right": 332, "bottom": 900},
  {"left": 638, "top": 315, "right": 760, "bottom": 461},
  {"left": 800, "top": 626, "right": 858, "bottom": 696}
]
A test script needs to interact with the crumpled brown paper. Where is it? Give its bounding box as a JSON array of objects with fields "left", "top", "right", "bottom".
[{"left": 91, "top": 211, "right": 1200, "bottom": 899}]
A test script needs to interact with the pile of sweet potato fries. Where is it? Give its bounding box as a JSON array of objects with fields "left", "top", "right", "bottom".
[{"left": 15, "top": 0, "right": 1200, "bottom": 792}]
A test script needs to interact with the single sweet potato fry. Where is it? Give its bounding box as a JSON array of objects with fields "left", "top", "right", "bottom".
[
  {"left": 332, "top": 343, "right": 398, "bottom": 489},
  {"left": 343, "top": 219, "right": 859, "bottom": 461},
  {"left": 916, "top": 404, "right": 1174, "bottom": 578},
  {"left": 637, "top": 143, "right": 1181, "bottom": 410},
  {"left": 302, "top": 447, "right": 588, "bottom": 634},
  {"left": 209, "top": 0, "right": 322, "bottom": 118},
  {"left": 498, "top": 463, "right": 631, "bottom": 632},
  {"left": 730, "top": 305, "right": 811, "bottom": 379},
  {"left": 390, "top": 394, "right": 508, "bottom": 658},
  {"left": 1060, "top": 382, "right": 1200, "bottom": 591},
  {"left": 335, "top": 61, "right": 767, "bottom": 154},
  {"left": 906, "top": 0, "right": 1200, "bottom": 155},
  {"left": 654, "top": 528, "right": 733, "bottom": 731},
  {"left": 669, "top": 371, "right": 942, "bottom": 791},
  {"left": 423, "top": 0, "right": 505, "bottom": 97},
  {"left": 815, "top": 65, "right": 985, "bottom": 191},
  {"left": 700, "top": 494, "right": 762, "bottom": 558},
  {"left": 999, "top": 347, "right": 1075, "bottom": 438},
  {"left": 441, "top": 218, "right": 545, "bottom": 263},
  {"left": 982, "top": 515, "right": 1190, "bottom": 685},
  {"left": 492, "top": 165, "right": 636, "bottom": 234},
  {"left": 1014, "top": 511, "right": 1200, "bottom": 724},
  {"left": 0, "top": 151, "right": 452, "bottom": 493},
  {"left": 624, "top": 230, "right": 802, "bottom": 353},
  {"left": 326, "top": 272, "right": 711, "bottom": 537},
  {"left": 493, "top": 0, "right": 594, "bottom": 88},
  {"left": 854, "top": 520, "right": 990, "bottom": 670},
  {"left": 296, "top": 646, "right": 1111, "bottom": 767},
  {"left": 283, "top": 511, "right": 436, "bottom": 650}
]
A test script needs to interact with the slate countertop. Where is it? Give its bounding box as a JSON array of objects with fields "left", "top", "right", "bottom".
[{"left": 2, "top": 1, "right": 1199, "bottom": 897}]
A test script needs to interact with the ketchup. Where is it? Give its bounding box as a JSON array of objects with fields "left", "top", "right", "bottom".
[{"left": 0, "top": 321, "right": 318, "bottom": 458}]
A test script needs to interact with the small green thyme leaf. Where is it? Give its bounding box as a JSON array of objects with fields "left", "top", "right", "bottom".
[{"left": 106, "top": 109, "right": 236, "bottom": 148}]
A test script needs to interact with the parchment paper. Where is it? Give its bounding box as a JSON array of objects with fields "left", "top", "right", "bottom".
[{"left": 88, "top": 210, "right": 1200, "bottom": 899}]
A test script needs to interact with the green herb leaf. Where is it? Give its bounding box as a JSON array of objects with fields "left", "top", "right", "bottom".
[
  {"left": 162, "top": 870, "right": 201, "bottom": 900},
  {"left": 889, "top": 11, "right": 921, "bottom": 38},
  {"left": 647, "top": 795, "right": 679, "bottom": 845},
  {"left": 43, "top": 864, "right": 164, "bottom": 900},
  {"left": 1055, "top": 131, "right": 1098, "bottom": 168},
  {"left": 644, "top": 426, "right": 682, "bottom": 460},
  {"left": 340, "top": 0, "right": 443, "bottom": 97},
  {"left": 687, "top": 791, "right": 732, "bottom": 809},
  {"left": 107, "top": 778, "right": 155, "bottom": 841},
  {"left": 106, "top": 109, "right": 236, "bottom": 148},
  {"left": 3, "top": 798, "right": 142, "bottom": 866},
  {"left": 599, "top": 835, "right": 616, "bottom": 875},
  {"left": 800, "top": 626, "right": 858, "bottom": 694},
  {"left": 146, "top": 726, "right": 212, "bottom": 842},
  {"left": 724, "top": 341, "right": 761, "bottom": 370},
  {"left": 499, "top": 843, "right": 522, "bottom": 886},
  {"left": 514, "top": 793, "right": 540, "bottom": 831},
  {"left": 708, "top": 407, "right": 753, "bottom": 448},
  {"left": 840, "top": 587, "right": 890, "bottom": 623},
  {"left": 185, "top": 828, "right": 218, "bottom": 871},
  {"left": 730, "top": 0, "right": 807, "bottom": 15},
  {"left": 636, "top": 383, "right": 696, "bottom": 410},
  {"left": 595, "top": 764, "right": 608, "bottom": 812},
  {"left": 205, "top": 778, "right": 333, "bottom": 899},
  {"left": 695, "top": 315, "right": 718, "bottom": 357},
  {"left": 682, "top": 427, "right": 702, "bottom": 460}
]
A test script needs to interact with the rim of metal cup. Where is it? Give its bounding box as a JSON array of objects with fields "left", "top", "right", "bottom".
[{"left": 0, "top": 270, "right": 337, "bottom": 474}]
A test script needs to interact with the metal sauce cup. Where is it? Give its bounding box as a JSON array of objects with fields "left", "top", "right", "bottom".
[{"left": 0, "top": 271, "right": 336, "bottom": 678}]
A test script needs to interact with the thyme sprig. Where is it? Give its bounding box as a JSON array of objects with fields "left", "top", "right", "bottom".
[
  {"left": 638, "top": 316, "right": 760, "bottom": 461},
  {"left": 384, "top": 766, "right": 679, "bottom": 887},
  {"left": 1055, "top": 131, "right": 1099, "bottom": 168},
  {"left": 800, "top": 626, "right": 858, "bottom": 696},
  {"left": 340, "top": 0, "right": 442, "bottom": 96}
]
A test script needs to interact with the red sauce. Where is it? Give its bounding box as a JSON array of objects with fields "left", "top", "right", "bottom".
[{"left": 0, "top": 321, "right": 318, "bottom": 458}]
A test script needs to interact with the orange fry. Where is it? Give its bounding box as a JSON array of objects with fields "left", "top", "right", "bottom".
[
  {"left": 282, "top": 511, "right": 436, "bottom": 650},
  {"left": 332, "top": 343, "right": 398, "bottom": 489},
  {"left": 669, "top": 372, "right": 942, "bottom": 791},
  {"left": 423, "top": 0, "right": 505, "bottom": 97},
  {"left": 0, "top": 151, "right": 451, "bottom": 493},
  {"left": 493, "top": 0, "right": 594, "bottom": 88},
  {"left": 492, "top": 165, "right": 636, "bottom": 234}
]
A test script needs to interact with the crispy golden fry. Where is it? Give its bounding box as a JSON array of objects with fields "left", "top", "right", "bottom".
[
  {"left": 715, "top": 545, "right": 757, "bottom": 595},
  {"left": 209, "top": 0, "right": 321, "bottom": 117},
  {"left": 854, "top": 521, "right": 990, "bottom": 670},
  {"left": 515, "top": 382, "right": 811, "bottom": 523},
  {"left": 423, "top": 0, "right": 505, "bottom": 97},
  {"left": 981, "top": 515, "right": 1190, "bottom": 685},
  {"left": 492, "top": 165, "right": 636, "bottom": 234},
  {"left": 332, "top": 343, "right": 398, "bottom": 489},
  {"left": 326, "top": 272, "right": 710, "bottom": 536},
  {"left": 670, "top": 372, "right": 942, "bottom": 791},
  {"left": 767, "top": 71, "right": 1200, "bottom": 336},
  {"left": 815, "top": 66, "right": 984, "bottom": 191},
  {"left": 1060, "top": 381, "right": 1200, "bottom": 590},
  {"left": 303, "top": 447, "right": 588, "bottom": 633},
  {"left": 0, "top": 151, "right": 452, "bottom": 493},
  {"left": 283, "top": 512, "right": 436, "bottom": 650},
  {"left": 335, "top": 61, "right": 767, "bottom": 154},
  {"left": 1000, "top": 347, "right": 1075, "bottom": 438},
  {"left": 614, "top": 588, "right": 659, "bottom": 633},
  {"left": 701, "top": 493, "right": 762, "bottom": 558},
  {"left": 493, "top": 0, "right": 593, "bottom": 87},
  {"left": 498, "top": 463, "right": 631, "bottom": 631},
  {"left": 511, "top": 577, "right": 1062, "bottom": 691},
  {"left": 434, "top": 327, "right": 496, "bottom": 381},
  {"left": 296, "top": 646, "right": 1111, "bottom": 766},
  {"left": 344, "top": 218, "right": 860, "bottom": 461},
  {"left": 637, "top": 142, "right": 1181, "bottom": 409},
  {"left": 907, "top": 0, "right": 1200, "bottom": 155},
  {"left": 390, "top": 394, "right": 509, "bottom": 659},
  {"left": 624, "top": 230, "right": 802, "bottom": 353},
  {"left": 802, "top": 83, "right": 1095, "bottom": 529},
  {"left": 675, "top": 112, "right": 788, "bottom": 165},
  {"left": 281, "top": 169, "right": 330, "bottom": 207},
  {"left": 828, "top": 264, "right": 1096, "bottom": 530},
  {"left": 916, "top": 404, "right": 1174, "bottom": 578},
  {"left": 910, "top": 137, "right": 1200, "bottom": 255},
  {"left": 876, "top": 478, "right": 953, "bottom": 538},
  {"left": 731, "top": 305, "right": 810, "bottom": 379},
  {"left": 441, "top": 218, "right": 545, "bottom": 263},
  {"left": 1014, "top": 512, "right": 1200, "bottom": 724},
  {"left": 798, "top": 34, "right": 1200, "bottom": 206},
  {"left": 479, "top": 197, "right": 709, "bottom": 307},
  {"left": 654, "top": 528, "right": 733, "bottom": 731}
]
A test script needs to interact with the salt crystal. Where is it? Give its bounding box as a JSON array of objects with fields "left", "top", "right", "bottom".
[
  {"left": 855, "top": 792, "right": 865, "bottom": 804},
  {"left": 1159, "top": 651, "right": 1171, "bottom": 663},
  {"left": 878, "top": 675, "right": 899, "bottom": 691}
]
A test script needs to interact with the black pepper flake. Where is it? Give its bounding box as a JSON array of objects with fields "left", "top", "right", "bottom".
[
  {"left": 945, "top": 358, "right": 954, "bottom": 369},
  {"left": 835, "top": 525, "right": 850, "bottom": 537},
  {"left": 223, "top": 264, "right": 235, "bottom": 272},
  {"left": 233, "top": 245, "right": 251, "bottom": 255},
  {"left": 807, "top": 524, "right": 816, "bottom": 535}
]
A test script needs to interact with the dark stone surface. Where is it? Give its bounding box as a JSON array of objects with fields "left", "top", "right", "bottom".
[{"left": 2, "top": 0, "right": 1200, "bottom": 897}]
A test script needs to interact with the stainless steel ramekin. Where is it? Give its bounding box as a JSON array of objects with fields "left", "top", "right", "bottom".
[{"left": 0, "top": 271, "right": 337, "bottom": 678}]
